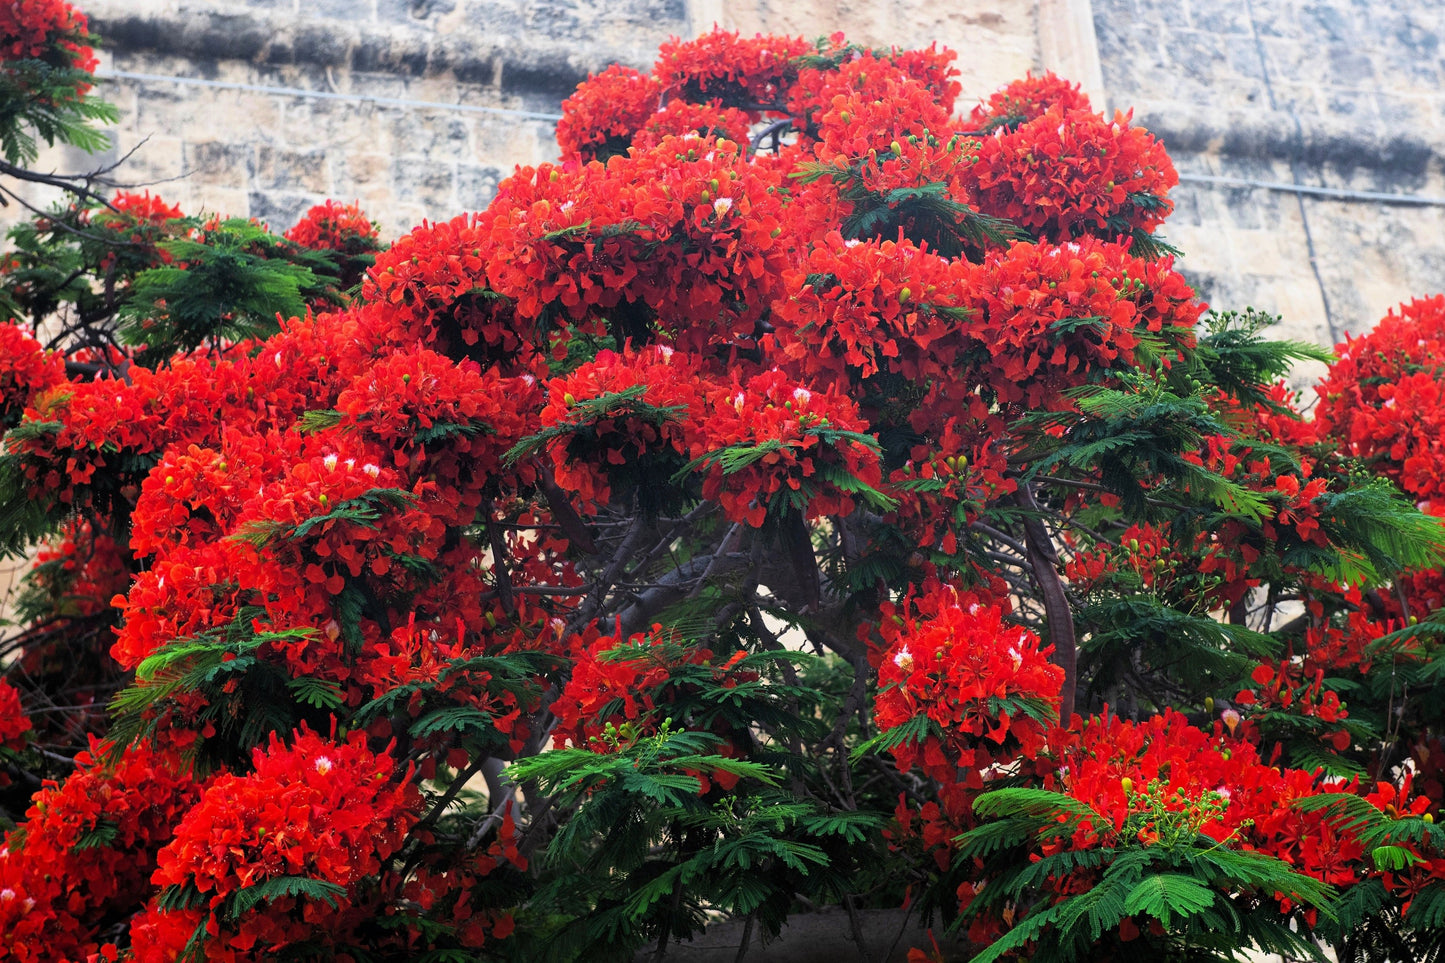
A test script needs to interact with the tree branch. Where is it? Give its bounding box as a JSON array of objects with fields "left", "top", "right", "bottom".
[{"left": 1016, "top": 483, "right": 1078, "bottom": 722}]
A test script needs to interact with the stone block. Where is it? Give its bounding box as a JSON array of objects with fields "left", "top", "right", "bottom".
[
  {"left": 389, "top": 155, "right": 457, "bottom": 211},
  {"left": 248, "top": 190, "right": 320, "bottom": 233},
  {"left": 456, "top": 164, "right": 502, "bottom": 209},
  {"left": 185, "top": 141, "right": 251, "bottom": 188},
  {"left": 252, "top": 145, "right": 332, "bottom": 194},
  {"left": 377, "top": 0, "right": 459, "bottom": 19}
]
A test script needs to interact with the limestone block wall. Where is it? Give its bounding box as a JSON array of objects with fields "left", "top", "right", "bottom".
[
  {"left": 42, "top": 0, "right": 696, "bottom": 233},
  {"left": 1093, "top": 0, "right": 1445, "bottom": 371}
]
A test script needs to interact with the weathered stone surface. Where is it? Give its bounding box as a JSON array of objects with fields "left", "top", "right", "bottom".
[{"left": 1094, "top": 0, "right": 1445, "bottom": 358}]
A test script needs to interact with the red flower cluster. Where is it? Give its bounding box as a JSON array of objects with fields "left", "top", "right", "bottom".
[
  {"left": 1188, "top": 435, "right": 1332, "bottom": 604},
  {"left": 363, "top": 216, "right": 536, "bottom": 371},
  {"left": 967, "top": 72, "right": 1093, "bottom": 129},
  {"left": 1065, "top": 522, "right": 1174, "bottom": 592},
  {"left": 537, "top": 345, "right": 702, "bottom": 509},
  {"left": 875, "top": 584, "right": 1061, "bottom": 876},
  {"left": 632, "top": 98, "right": 754, "bottom": 152},
  {"left": 0, "top": 322, "right": 63, "bottom": 428},
  {"left": 89, "top": 190, "right": 186, "bottom": 271},
  {"left": 1235, "top": 661, "right": 1351, "bottom": 750},
  {"left": 0, "top": 680, "right": 29, "bottom": 752},
  {"left": 809, "top": 60, "right": 952, "bottom": 163},
  {"left": 690, "top": 368, "right": 882, "bottom": 527},
  {"left": 1041, "top": 710, "right": 1363, "bottom": 886},
  {"left": 0, "top": 739, "right": 199, "bottom": 962},
  {"left": 0, "top": 0, "right": 94, "bottom": 74},
  {"left": 284, "top": 200, "right": 380, "bottom": 253},
  {"left": 653, "top": 30, "right": 811, "bottom": 112},
  {"left": 482, "top": 135, "right": 788, "bottom": 353},
  {"left": 108, "top": 189, "right": 183, "bottom": 223},
  {"left": 1361, "top": 773, "right": 1445, "bottom": 910},
  {"left": 334, "top": 347, "right": 541, "bottom": 524},
  {"left": 226, "top": 438, "right": 431, "bottom": 638},
  {"left": 149, "top": 727, "right": 419, "bottom": 955},
  {"left": 785, "top": 45, "right": 959, "bottom": 140},
  {"left": 551, "top": 625, "right": 715, "bottom": 749},
  {"left": 873, "top": 584, "right": 1063, "bottom": 781},
  {"left": 1316, "top": 295, "right": 1445, "bottom": 511},
  {"left": 885, "top": 419, "right": 1014, "bottom": 554},
  {"left": 961, "top": 106, "right": 1176, "bottom": 243},
  {"left": 555, "top": 64, "right": 661, "bottom": 161},
  {"left": 964, "top": 238, "right": 1200, "bottom": 410},
  {"left": 767, "top": 232, "right": 971, "bottom": 391}
]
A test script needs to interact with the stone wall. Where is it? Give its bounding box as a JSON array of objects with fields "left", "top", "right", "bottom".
[{"left": 1094, "top": 0, "right": 1445, "bottom": 372}]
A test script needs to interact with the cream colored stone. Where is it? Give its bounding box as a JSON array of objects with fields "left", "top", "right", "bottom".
[{"left": 686, "top": 0, "right": 1039, "bottom": 104}]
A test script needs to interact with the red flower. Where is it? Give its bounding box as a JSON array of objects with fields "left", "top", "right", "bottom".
[
  {"left": 0, "top": 738, "right": 200, "bottom": 961},
  {"left": 0, "top": 0, "right": 96, "bottom": 83},
  {"left": 968, "top": 72, "right": 1093, "bottom": 130},
  {"left": 555, "top": 64, "right": 661, "bottom": 161},
  {"left": 0, "top": 321, "right": 64, "bottom": 428},
  {"left": 964, "top": 238, "right": 1200, "bottom": 411},
  {"left": 960, "top": 105, "right": 1176, "bottom": 244},
  {"left": 873, "top": 582, "right": 1063, "bottom": 780},
  {"left": 654, "top": 29, "right": 811, "bottom": 115},
  {"left": 0, "top": 679, "right": 30, "bottom": 752},
  {"left": 767, "top": 232, "right": 972, "bottom": 392},
  {"left": 284, "top": 200, "right": 380, "bottom": 253},
  {"left": 537, "top": 344, "right": 706, "bottom": 509},
  {"left": 688, "top": 368, "right": 882, "bottom": 527},
  {"left": 150, "top": 726, "right": 420, "bottom": 952}
]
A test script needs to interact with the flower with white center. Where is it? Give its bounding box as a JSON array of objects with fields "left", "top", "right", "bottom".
[
  {"left": 713, "top": 196, "right": 733, "bottom": 217},
  {"left": 892, "top": 647, "right": 914, "bottom": 672},
  {"left": 792, "top": 387, "right": 811, "bottom": 405},
  {"left": 314, "top": 756, "right": 333, "bottom": 775},
  {"left": 362, "top": 463, "right": 381, "bottom": 478},
  {"left": 323, "top": 453, "right": 338, "bottom": 471}
]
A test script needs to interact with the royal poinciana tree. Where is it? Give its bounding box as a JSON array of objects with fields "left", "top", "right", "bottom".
[{"left": 3, "top": 7, "right": 1445, "bottom": 962}]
